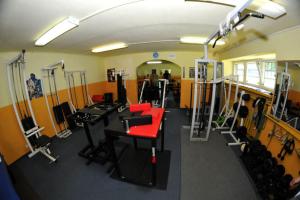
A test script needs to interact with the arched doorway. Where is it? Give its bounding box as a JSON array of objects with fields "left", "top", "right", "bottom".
[{"left": 136, "top": 60, "right": 181, "bottom": 108}]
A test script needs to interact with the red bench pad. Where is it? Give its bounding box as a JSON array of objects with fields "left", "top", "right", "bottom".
[
  {"left": 129, "top": 103, "right": 151, "bottom": 112},
  {"left": 127, "top": 108, "right": 164, "bottom": 138}
]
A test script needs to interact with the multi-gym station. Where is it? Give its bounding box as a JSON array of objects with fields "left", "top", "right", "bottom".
[{"left": 1, "top": 1, "right": 300, "bottom": 199}]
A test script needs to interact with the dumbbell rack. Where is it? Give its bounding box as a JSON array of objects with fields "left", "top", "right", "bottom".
[{"left": 221, "top": 91, "right": 248, "bottom": 146}]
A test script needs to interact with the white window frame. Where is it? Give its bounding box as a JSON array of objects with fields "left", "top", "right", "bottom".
[{"left": 232, "top": 59, "right": 277, "bottom": 91}]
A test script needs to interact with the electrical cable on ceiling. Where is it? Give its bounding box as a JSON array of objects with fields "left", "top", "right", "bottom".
[{"left": 79, "top": 0, "right": 145, "bottom": 22}]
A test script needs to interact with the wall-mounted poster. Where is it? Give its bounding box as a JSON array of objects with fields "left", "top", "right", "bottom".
[
  {"left": 107, "top": 68, "right": 116, "bottom": 82},
  {"left": 26, "top": 73, "right": 43, "bottom": 100}
]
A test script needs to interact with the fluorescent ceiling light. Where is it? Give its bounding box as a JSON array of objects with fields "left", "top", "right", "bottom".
[
  {"left": 180, "top": 36, "right": 225, "bottom": 45},
  {"left": 92, "top": 42, "right": 128, "bottom": 53},
  {"left": 187, "top": 0, "right": 286, "bottom": 19},
  {"left": 147, "top": 61, "right": 162, "bottom": 64},
  {"left": 35, "top": 17, "right": 79, "bottom": 46}
]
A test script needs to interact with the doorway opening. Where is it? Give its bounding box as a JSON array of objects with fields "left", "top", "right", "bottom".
[{"left": 136, "top": 60, "right": 181, "bottom": 108}]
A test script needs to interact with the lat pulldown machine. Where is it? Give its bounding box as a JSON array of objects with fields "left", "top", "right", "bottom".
[
  {"left": 64, "top": 70, "right": 94, "bottom": 113},
  {"left": 7, "top": 50, "right": 57, "bottom": 163},
  {"left": 41, "top": 60, "right": 72, "bottom": 138},
  {"left": 189, "top": 0, "right": 264, "bottom": 142}
]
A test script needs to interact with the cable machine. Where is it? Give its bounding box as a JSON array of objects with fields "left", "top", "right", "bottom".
[
  {"left": 41, "top": 60, "right": 72, "bottom": 138},
  {"left": 188, "top": 0, "right": 264, "bottom": 142},
  {"left": 64, "top": 70, "right": 93, "bottom": 113},
  {"left": 6, "top": 50, "right": 57, "bottom": 163},
  {"left": 189, "top": 61, "right": 224, "bottom": 141}
]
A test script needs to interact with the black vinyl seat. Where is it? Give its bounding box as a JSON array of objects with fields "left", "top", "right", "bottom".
[{"left": 35, "top": 135, "right": 51, "bottom": 148}]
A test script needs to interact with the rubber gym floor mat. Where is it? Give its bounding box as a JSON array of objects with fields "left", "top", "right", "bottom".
[
  {"left": 8, "top": 165, "right": 42, "bottom": 200},
  {"left": 110, "top": 146, "right": 171, "bottom": 190},
  {"left": 180, "top": 128, "right": 259, "bottom": 200},
  {"left": 9, "top": 109, "right": 183, "bottom": 200}
]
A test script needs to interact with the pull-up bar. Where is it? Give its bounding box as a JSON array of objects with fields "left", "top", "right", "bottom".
[{"left": 203, "top": 0, "right": 265, "bottom": 55}]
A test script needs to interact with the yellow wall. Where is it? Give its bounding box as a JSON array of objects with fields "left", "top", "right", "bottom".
[
  {"left": 103, "top": 51, "right": 215, "bottom": 79},
  {"left": 0, "top": 51, "right": 105, "bottom": 108},
  {"left": 0, "top": 51, "right": 106, "bottom": 164},
  {"left": 220, "top": 26, "right": 300, "bottom": 61},
  {"left": 220, "top": 27, "right": 300, "bottom": 86},
  {"left": 137, "top": 62, "right": 181, "bottom": 77},
  {"left": 103, "top": 50, "right": 216, "bottom": 107}
]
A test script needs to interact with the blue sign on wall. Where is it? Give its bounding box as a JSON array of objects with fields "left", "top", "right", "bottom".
[{"left": 152, "top": 52, "right": 159, "bottom": 59}]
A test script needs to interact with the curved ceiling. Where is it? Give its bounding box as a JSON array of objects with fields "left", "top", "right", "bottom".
[{"left": 0, "top": 0, "right": 299, "bottom": 55}]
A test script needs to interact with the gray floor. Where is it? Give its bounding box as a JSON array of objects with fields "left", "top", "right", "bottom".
[
  {"left": 9, "top": 109, "right": 260, "bottom": 200},
  {"left": 10, "top": 109, "right": 182, "bottom": 200},
  {"left": 181, "top": 128, "right": 260, "bottom": 200}
]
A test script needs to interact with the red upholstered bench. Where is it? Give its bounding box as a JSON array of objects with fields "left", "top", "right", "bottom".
[{"left": 92, "top": 95, "right": 104, "bottom": 103}]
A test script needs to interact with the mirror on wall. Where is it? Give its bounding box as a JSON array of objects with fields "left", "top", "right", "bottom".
[{"left": 270, "top": 60, "right": 300, "bottom": 132}]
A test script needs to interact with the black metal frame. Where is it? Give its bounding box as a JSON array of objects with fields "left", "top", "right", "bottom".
[{"left": 104, "top": 112, "right": 165, "bottom": 187}]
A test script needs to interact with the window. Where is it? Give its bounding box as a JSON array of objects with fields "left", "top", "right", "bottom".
[
  {"left": 232, "top": 60, "right": 276, "bottom": 90},
  {"left": 246, "top": 62, "right": 260, "bottom": 85},
  {"left": 262, "top": 61, "right": 276, "bottom": 89},
  {"left": 233, "top": 63, "right": 244, "bottom": 82}
]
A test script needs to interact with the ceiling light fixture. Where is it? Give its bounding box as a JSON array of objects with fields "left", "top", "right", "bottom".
[
  {"left": 147, "top": 61, "right": 162, "bottom": 64},
  {"left": 235, "top": 24, "right": 245, "bottom": 31},
  {"left": 180, "top": 36, "right": 225, "bottom": 45},
  {"left": 186, "top": 0, "right": 286, "bottom": 19},
  {"left": 35, "top": 17, "right": 79, "bottom": 46},
  {"left": 91, "top": 42, "right": 128, "bottom": 53}
]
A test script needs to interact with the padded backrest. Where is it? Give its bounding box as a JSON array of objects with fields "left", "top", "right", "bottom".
[{"left": 130, "top": 103, "right": 151, "bottom": 112}]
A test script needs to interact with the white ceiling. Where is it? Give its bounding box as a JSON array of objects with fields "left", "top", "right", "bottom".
[{"left": 0, "top": 0, "right": 299, "bottom": 55}]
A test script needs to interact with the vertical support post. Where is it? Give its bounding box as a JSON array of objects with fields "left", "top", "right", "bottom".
[
  {"left": 204, "top": 61, "right": 217, "bottom": 140},
  {"left": 41, "top": 79, "right": 58, "bottom": 135},
  {"left": 22, "top": 63, "right": 38, "bottom": 127},
  {"left": 139, "top": 80, "right": 146, "bottom": 104},
  {"left": 190, "top": 60, "right": 199, "bottom": 140},
  {"left": 161, "top": 116, "right": 165, "bottom": 152},
  {"left": 161, "top": 79, "right": 167, "bottom": 108}
]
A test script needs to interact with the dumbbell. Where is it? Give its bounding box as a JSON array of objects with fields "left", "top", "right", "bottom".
[
  {"left": 226, "top": 117, "right": 237, "bottom": 127},
  {"left": 238, "top": 92, "right": 251, "bottom": 101},
  {"left": 272, "top": 164, "right": 286, "bottom": 178},
  {"left": 236, "top": 126, "right": 247, "bottom": 139},
  {"left": 239, "top": 106, "right": 249, "bottom": 118}
]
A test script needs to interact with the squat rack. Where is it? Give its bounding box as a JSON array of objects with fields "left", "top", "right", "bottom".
[{"left": 7, "top": 50, "right": 57, "bottom": 162}]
